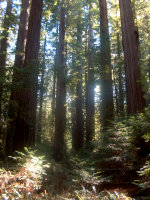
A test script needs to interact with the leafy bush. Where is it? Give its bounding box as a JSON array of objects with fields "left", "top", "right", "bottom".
[
  {"left": 0, "top": 147, "right": 50, "bottom": 199},
  {"left": 95, "top": 106, "right": 150, "bottom": 186},
  {"left": 134, "top": 155, "right": 150, "bottom": 197}
]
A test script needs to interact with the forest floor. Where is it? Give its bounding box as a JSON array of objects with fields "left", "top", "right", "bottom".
[{"left": 0, "top": 143, "right": 149, "bottom": 200}]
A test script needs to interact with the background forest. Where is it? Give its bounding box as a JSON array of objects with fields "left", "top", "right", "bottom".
[{"left": 0, "top": 0, "right": 150, "bottom": 199}]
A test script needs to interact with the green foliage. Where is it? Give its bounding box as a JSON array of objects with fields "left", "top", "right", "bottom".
[
  {"left": 125, "top": 107, "right": 150, "bottom": 165},
  {"left": 9, "top": 147, "right": 50, "bottom": 178},
  {"left": 0, "top": 143, "right": 138, "bottom": 199},
  {"left": 117, "top": 105, "right": 150, "bottom": 156},
  {"left": 0, "top": 0, "right": 150, "bottom": 198},
  {"left": 136, "top": 158, "right": 150, "bottom": 188},
  {"left": 0, "top": 147, "right": 50, "bottom": 199},
  {"left": 133, "top": 155, "right": 150, "bottom": 197},
  {"left": 74, "top": 189, "right": 133, "bottom": 200},
  {"left": 94, "top": 105, "right": 150, "bottom": 191}
]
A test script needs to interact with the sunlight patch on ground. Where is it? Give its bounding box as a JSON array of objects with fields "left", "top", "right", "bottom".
[
  {"left": 0, "top": 148, "right": 50, "bottom": 199},
  {"left": 0, "top": 147, "right": 135, "bottom": 199}
]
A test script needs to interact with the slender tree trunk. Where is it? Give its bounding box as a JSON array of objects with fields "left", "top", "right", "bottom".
[
  {"left": 99, "top": 0, "right": 114, "bottom": 131},
  {"left": 0, "top": 0, "right": 12, "bottom": 150},
  {"left": 70, "top": 55, "right": 76, "bottom": 149},
  {"left": 149, "top": 53, "right": 150, "bottom": 89},
  {"left": 74, "top": 13, "right": 84, "bottom": 151},
  {"left": 50, "top": 64, "right": 56, "bottom": 139},
  {"left": 71, "top": 98, "right": 76, "bottom": 149},
  {"left": 12, "top": 0, "right": 43, "bottom": 152},
  {"left": 86, "top": 4, "right": 95, "bottom": 143},
  {"left": 14, "top": 0, "right": 30, "bottom": 68},
  {"left": 117, "top": 32, "right": 124, "bottom": 115},
  {"left": 113, "top": 67, "right": 119, "bottom": 115},
  {"left": 54, "top": 1, "right": 66, "bottom": 161},
  {"left": 37, "top": 36, "right": 47, "bottom": 143},
  {"left": 6, "top": 0, "right": 30, "bottom": 155},
  {"left": 119, "top": 0, "right": 146, "bottom": 114},
  {"left": 50, "top": 22, "right": 58, "bottom": 140}
]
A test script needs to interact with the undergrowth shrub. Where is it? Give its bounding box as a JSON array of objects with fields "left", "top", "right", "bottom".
[
  {"left": 134, "top": 155, "right": 150, "bottom": 197},
  {"left": 95, "top": 105, "right": 150, "bottom": 186},
  {"left": 0, "top": 147, "right": 50, "bottom": 199},
  {"left": 115, "top": 106, "right": 150, "bottom": 162},
  {"left": 136, "top": 157, "right": 150, "bottom": 188}
]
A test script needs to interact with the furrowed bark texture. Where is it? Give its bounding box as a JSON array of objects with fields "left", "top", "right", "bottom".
[
  {"left": 37, "top": 36, "right": 46, "bottom": 143},
  {"left": 0, "top": 0, "right": 12, "bottom": 150},
  {"left": 119, "top": 0, "right": 145, "bottom": 114},
  {"left": 54, "top": 1, "right": 66, "bottom": 161},
  {"left": 99, "top": 0, "right": 114, "bottom": 131},
  {"left": 74, "top": 12, "right": 84, "bottom": 151},
  {"left": 6, "top": 0, "right": 30, "bottom": 155},
  {"left": 86, "top": 4, "right": 95, "bottom": 143},
  {"left": 11, "top": 0, "right": 43, "bottom": 152}
]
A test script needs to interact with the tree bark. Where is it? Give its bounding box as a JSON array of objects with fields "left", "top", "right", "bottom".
[
  {"left": 12, "top": 0, "right": 43, "bottom": 152},
  {"left": 50, "top": 64, "right": 56, "bottom": 140},
  {"left": 6, "top": 0, "right": 30, "bottom": 155},
  {"left": 99, "top": 0, "right": 114, "bottom": 131},
  {"left": 37, "top": 36, "right": 46, "bottom": 143},
  {"left": 70, "top": 55, "right": 76, "bottom": 149},
  {"left": 117, "top": 32, "right": 124, "bottom": 115},
  {"left": 50, "top": 22, "right": 58, "bottom": 140},
  {"left": 86, "top": 4, "right": 95, "bottom": 143},
  {"left": 113, "top": 67, "right": 119, "bottom": 115},
  {"left": 54, "top": 1, "right": 66, "bottom": 161},
  {"left": 119, "top": 0, "right": 146, "bottom": 114},
  {"left": 0, "top": 0, "right": 12, "bottom": 150},
  {"left": 74, "top": 12, "right": 84, "bottom": 151},
  {"left": 71, "top": 98, "right": 76, "bottom": 149}
]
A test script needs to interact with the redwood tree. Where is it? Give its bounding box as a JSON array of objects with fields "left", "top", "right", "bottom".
[
  {"left": 99, "top": 0, "right": 114, "bottom": 131},
  {"left": 49, "top": 22, "right": 59, "bottom": 140},
  {"left": 117, "top": 31, "right": 124, "bottom": 115},
  {"left": 53, "top": 0, "right": 66, "bottom": 160},
  {"left": 73, "top": 12, "right": 84, "bottom": 151},
  {"left": 86, "top": 3, "right": 95, "bottom": 143},
  {"left": 0, "top": 0, "right": 12, "bottom": 144},
  {"left": 119, "top": 0, "right": 146, "bottom": 114},
  {"left": 9, "top": 0, "right": 43, "bottom": 152},
  {"left": 37, "top": 35, "right": 47, "bottom": 143},
  {"left": 6, "top": 0, "right": 30, "bottom": 155}
]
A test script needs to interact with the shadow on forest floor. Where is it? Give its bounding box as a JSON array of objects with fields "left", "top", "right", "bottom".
[{"left": 0, "top": 143, "right": 149, "bottom": 199}]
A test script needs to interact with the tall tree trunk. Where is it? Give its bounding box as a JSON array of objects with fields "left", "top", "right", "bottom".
[
  {"left": 113, "top": 67, "right": 119, "bottom": 115},
  {"left": 6, "top": 0, "right": 30, "bottom": 155},
  {"left": 119, "top": 0, "right": 146, "bottom": 114},
  {"left": 0, "top": 0, "right": 12, "bottom": 151},
  {"left": 70, "top": 55, "right": 76, "bottom": 149},
  {"left": 71, "top": 97, "right": 76, "bottom": 149},
  {"left": 50, "top": 22, "right": 58, "bottom": 140},
  {"left": 117, "top": 31, "right": 124, "bottom": 115},
  {"left": 11, "top": 0, "right": 43, "bottom": 152},
  {"left": 74, "top": 13, "right": 84, "bottom": 151},
  {"left": 50, "top": 64, "right": 56, "bottom": 140},
  {"left": 99, "top": 0, "right": 114, "bottom": 131},
  {"left": 37, "top": 36, "right": 46, "bottom": 143},
  {"left": 54, "top": 1, "right": 66, "bottom": 161},
  {"left": 149, "top": 53, "right": 150, "bottom": 92},
  {"left": 86, "top": 4, "right": 95, "bottom": 143}
]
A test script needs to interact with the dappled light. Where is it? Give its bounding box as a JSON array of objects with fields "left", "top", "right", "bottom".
[
  {"left": 0, "top": 0, "right": 150, "bottom": 199},
  {"left": 0, "top": 146, "right": 136, "bottom": 199},
  {"left": 0, "top": 148, "right": 50, "bottom": 199}
]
